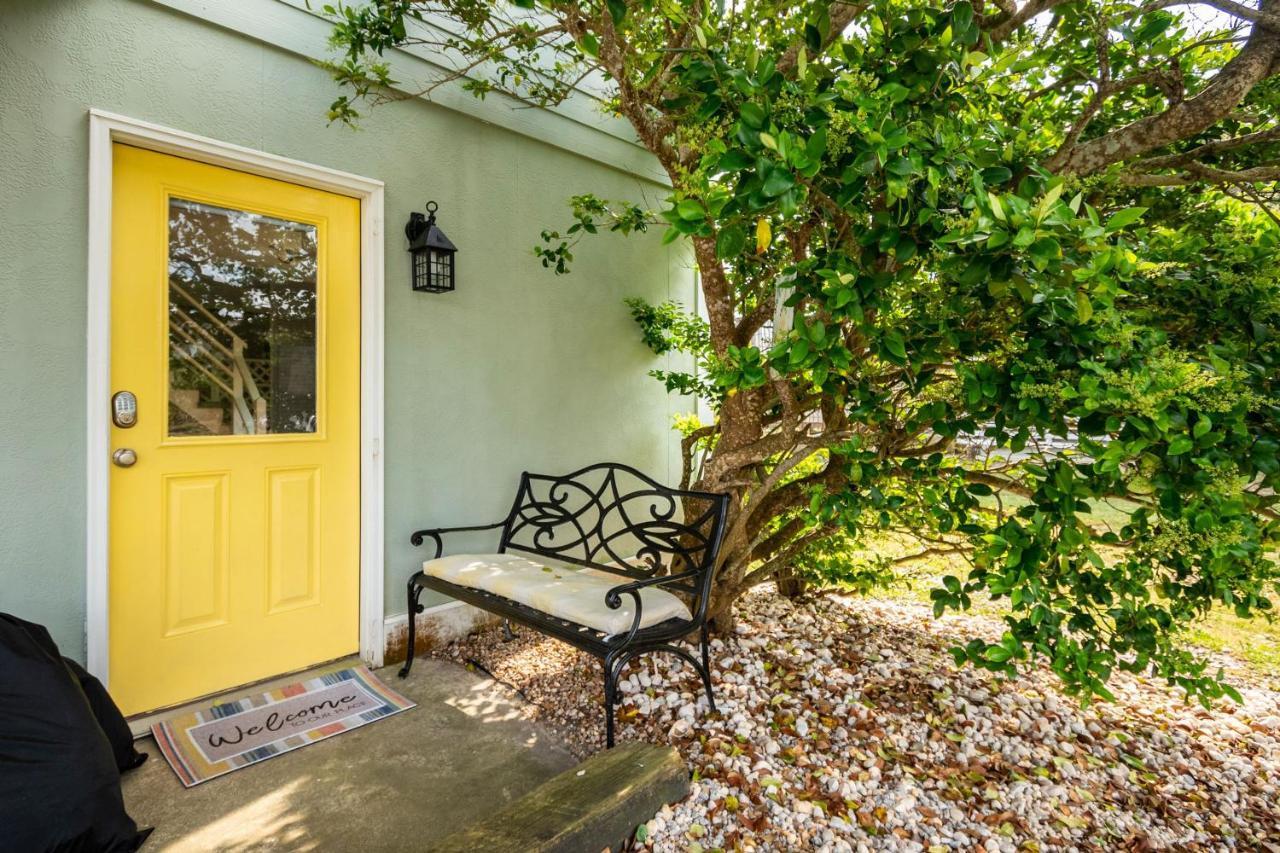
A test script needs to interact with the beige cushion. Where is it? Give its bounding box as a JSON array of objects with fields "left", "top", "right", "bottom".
[{"left": 422, "top": 553, "right": 691, "bottom": 636}]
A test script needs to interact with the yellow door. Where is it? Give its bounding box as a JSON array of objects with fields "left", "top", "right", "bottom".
[{"left": 109, "top": 145, "right": 361, "bottom": 715}]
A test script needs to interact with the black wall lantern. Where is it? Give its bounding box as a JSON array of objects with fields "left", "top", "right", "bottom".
[{"left": 405, "top": 201, "right": 457, "bottom": 293}]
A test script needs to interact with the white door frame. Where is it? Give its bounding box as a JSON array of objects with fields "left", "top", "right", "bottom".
[{"left": 84, "top": 109, "right": 386, "bottom": 685}]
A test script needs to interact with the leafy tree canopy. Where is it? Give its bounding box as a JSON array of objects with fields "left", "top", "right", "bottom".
[{"left": 325, "top": 0, "right": 1280, "bottom": 705}]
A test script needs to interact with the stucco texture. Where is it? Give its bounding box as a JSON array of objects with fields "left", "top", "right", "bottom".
[{"left": 0, "top": 0, "right": 694, "bottom": 660}]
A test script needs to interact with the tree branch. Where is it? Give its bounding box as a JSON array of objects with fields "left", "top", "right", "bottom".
[
  {"left": 1130, "top": 124, "right": 1280, "bottom": 171},
  {"left": 742, "top": 526, "right": 837, "bottom": 587},
  {"left": 1141, "top": 0, "right": 1280, "bottom": 32},
  {"left": 985, "top": 0, "right": 1075, "bottom": 43},
  {"left": 1120, "top": 163, "right": 1280, "bottom": 184},
  {"left": 679, "top": 424, "right": 719, "bottom": 491},
  {"left": 778, "top": 2, "right": 869, "bottom": 72},
  {"left": 1047, "top": 1, "right": 1280, "bottom": 176}
]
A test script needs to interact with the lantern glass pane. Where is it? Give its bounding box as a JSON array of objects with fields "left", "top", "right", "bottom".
[
  {"left": 430, "top": 250, "right": 452, "bottom": 291},
  {"left": 413, "top": 248, "right": 431, "bottom": 289}
]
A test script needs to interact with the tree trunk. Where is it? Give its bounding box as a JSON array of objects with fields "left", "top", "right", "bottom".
[
  {"left": 704, "top": 575, "right": 745, "bottom": 634},
  {"left": 706, "top": 607, "right": 737, "bottom": 635},
  {"left": 775, "top": 564, "right": 808, "bottom": 599}
]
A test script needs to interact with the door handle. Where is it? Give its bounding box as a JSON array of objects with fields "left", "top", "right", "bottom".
[{"left": 112, "top": 448, "right": 138, "bottom": 468}]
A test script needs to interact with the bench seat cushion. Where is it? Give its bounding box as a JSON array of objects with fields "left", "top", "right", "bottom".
[{"left": 422, "top": 553, "right": 692, "bottom": 636}]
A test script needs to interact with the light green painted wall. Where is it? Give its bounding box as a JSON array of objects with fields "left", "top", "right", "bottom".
[{"left": 0, "top": 0, "right": 694, "bottom": 660}]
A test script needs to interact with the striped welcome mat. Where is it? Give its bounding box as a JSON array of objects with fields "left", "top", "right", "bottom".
[{"left": 151, "top": 666, "right": 415, "bottom": 787}]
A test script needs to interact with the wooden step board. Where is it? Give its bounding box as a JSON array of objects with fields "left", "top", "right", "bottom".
[{"left": 427, "top": 742, "right": 688, "bottom": 853}]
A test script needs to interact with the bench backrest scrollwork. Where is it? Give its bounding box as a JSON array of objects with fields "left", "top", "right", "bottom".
[{"left": 498, "top": 463, "right": 729, "bottom": 607}]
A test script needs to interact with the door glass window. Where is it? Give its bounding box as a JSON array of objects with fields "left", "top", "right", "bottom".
[{"left": 167, "top": 198, "right": 318, "bottom": 437}]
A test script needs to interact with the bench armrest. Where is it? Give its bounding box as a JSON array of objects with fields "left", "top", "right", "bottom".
[
  {"left": 410, "top": 521, "right": 507, "bottom": 559},
  {"left": 604, "top": 570, "right": 702, "bottom": 645}
]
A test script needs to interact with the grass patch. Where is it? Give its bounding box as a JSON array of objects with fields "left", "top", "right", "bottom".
[
  {"left": 832, "top": 510, "right": 1280, "bottom": 680},
  {"left": 1188, "top": 609, "right": 1280, "bottom": 676}
]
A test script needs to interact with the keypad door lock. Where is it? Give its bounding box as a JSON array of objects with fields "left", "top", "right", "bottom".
[{"left": 112, "top": 391, "right": 138, "bottom": 428}]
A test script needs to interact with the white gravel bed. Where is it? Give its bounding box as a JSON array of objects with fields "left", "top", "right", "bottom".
[{"left": 431, "top": 588, "right": 1280, "bottom": 851}]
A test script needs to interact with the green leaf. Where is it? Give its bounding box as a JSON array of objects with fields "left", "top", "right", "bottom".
[
  {"left": 762, "top": 166, "right": 795, "bottom": 197},
  {"left": 879, "top": 82, "right": 910, "bottom": 103},
  {"left": 1028, "top": 237, "right": 1061, "bottom": 264},
  {"left": 1133, "top": 12, "right": 1172, "bottom": 43},
  {"left": 986, "top": 645, "right": 1013, "bottom": 663},
  {"left": 606, "top": 0, "right": 627, "bottom": 26},
  {"left": 981, "top": 166, "right": 1013, "bottom": 185},
  {"left": 1039, "top": 183, "right": 1064, "bottom": 212},
  {"left": 1167, "top": 436, "right": 1194, "bottom": 455},
  {"left": 716, "top": 224, "right": 747, "bottom": 259},
  {"left": 739, "top": 102, "right": 766, "bottom": 129},
  {"left": 988, "top": 193, "right": 1006, "bottom": 222},
  {"left": 676, "top": 199, "right": 706, "bottom": 221},
  {"left": 883, "top": 330, "right": 907, "bottom": 361},
  {"left": 1105, "top": 207, "right": 1148, "bottom": 232},
  {"left": 1075, "top": 291, "right": 1093, "bottom": 323},
  {"left": 805, "top": 127, "right": 828, "bottom": 162},
  {"left": 884, "top": 156, "right": 913, "bottom": 176},
  {"left": 719, "top": 149, "right": 754, "bottom": 171}
]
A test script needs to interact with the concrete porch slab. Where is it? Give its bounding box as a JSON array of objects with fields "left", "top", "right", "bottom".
[{"left": 122, "top": 659, "right": 578, "bottom": 851}]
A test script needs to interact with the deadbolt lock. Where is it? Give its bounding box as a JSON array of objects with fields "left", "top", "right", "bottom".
[{"left": 112, "top": 391, "right": 138, "bottom": 428}]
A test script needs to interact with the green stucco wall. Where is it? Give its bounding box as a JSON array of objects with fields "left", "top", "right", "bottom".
[{"left": 0, "top": 0, "right": 693, "bottom": 660}]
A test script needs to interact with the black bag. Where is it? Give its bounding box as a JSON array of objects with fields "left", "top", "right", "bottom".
[
  {"left": 0, "top": 614, "right": 144, "bottom": 852},
  {"left": 62, "top": 657, "right": 147, "bottom": 775}
]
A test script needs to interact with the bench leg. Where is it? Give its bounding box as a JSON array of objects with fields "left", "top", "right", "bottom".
[
  {"left": 601, "top": 640, "right": 717, "bottom": 749},
  {"left": 602, "top": 655, "right": 622, "bottom": 749},
  {"left": 398, "top": 578, "right": 425, "bottom": 679},
  {"left": 698, "top": 624, "right": 718, "bottom": 714}
]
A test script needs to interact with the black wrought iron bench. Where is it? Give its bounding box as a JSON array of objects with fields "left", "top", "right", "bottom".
[{"left": 399, "top": 462, "right": 729, "bottom": 748}]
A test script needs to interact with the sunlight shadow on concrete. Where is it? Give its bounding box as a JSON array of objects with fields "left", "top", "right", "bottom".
[{"left": 159, "top": 778, "right": 314, "bottom": 852}]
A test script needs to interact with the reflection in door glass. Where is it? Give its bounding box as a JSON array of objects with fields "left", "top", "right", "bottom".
[{"left": 167, "top": 198, "right": 318, "bottom": 437}]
